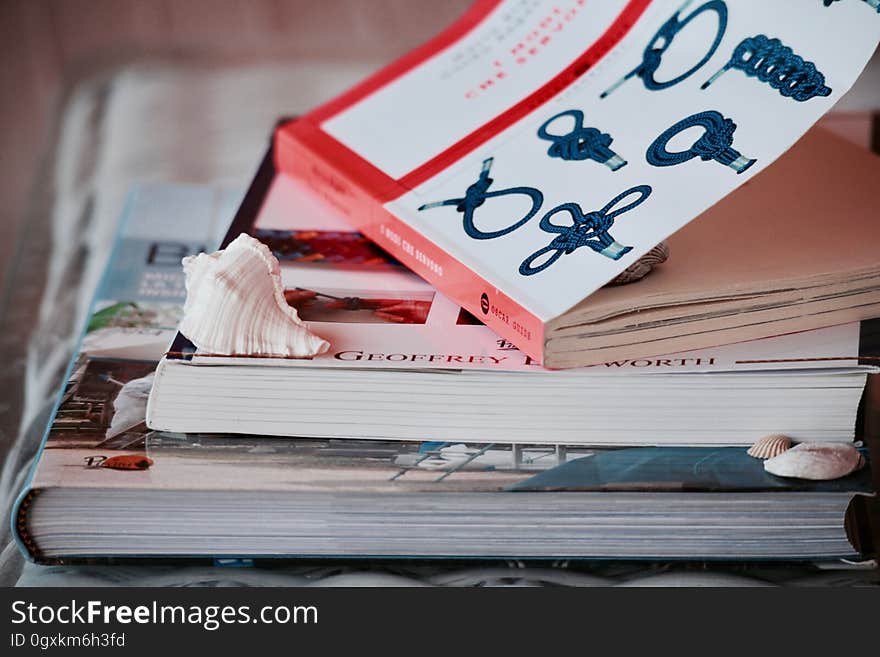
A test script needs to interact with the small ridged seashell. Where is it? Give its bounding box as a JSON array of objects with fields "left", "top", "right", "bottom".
[
  {"left": 607, "top": 242, "right": 669, "bottom": 286},
  {"left": 763, "top": 442, "right": 864, "bottom": 481},
  {"left": 179, "top": 233, "right": 330, "bottom": 358},
  {"left": 747, "top": 434, "right": 792, "bottom": 459}
]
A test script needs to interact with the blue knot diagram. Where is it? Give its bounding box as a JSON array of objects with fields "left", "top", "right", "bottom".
[
  {"left": 519, "top": 185, "right": 652, "bottom": 276},
  {"left": 600, "top": 0, "right": 728, "bottom": 98},
  {"left": 537, "top": 109, "right": 627, "bottom": 170},
  {"left": 646, "top": 110, "right": 756, "bottom": 174},
  {"left": 823, "top": 0, "right": 880, "bottom": 12},
  {"left": 701, "top": 35, "right": 832, "bottom": 101},
  {"left": 417, "top": 158, "right": 544, "bottom": 240}
]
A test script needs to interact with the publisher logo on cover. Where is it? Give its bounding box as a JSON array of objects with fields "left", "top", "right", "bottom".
[{"left": 480, "top": 293, "right": 490, "bottom": 315}]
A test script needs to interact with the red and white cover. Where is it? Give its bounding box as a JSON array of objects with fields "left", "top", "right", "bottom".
[{"left": 275, "top": 0, "right": 880, "bottom": 362}]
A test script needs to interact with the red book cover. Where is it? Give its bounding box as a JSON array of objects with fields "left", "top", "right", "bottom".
[{"left": 274, "top": 0, "right": 880, "bottom": 365}]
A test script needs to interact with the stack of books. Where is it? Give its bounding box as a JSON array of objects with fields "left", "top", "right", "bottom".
[
  {"left": 15, "top": 149, "right": 880, "bottom": 563},
  {"left": 13, "top": 0, "right": 880, "bottom": 564}
]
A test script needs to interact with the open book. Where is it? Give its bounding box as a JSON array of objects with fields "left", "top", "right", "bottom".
[{"left": 275, "top": 0, "right": 880, "bottom": 366}]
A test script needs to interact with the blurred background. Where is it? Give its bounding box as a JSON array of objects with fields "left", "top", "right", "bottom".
[{"left": 0, "top": 0, "right": 473, "bottom": 287}]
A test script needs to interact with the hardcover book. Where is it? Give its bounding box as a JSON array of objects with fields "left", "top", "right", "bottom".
[
  {"left": 275, "top": 0, "right": 880, "bottom": 366},
  {"left": 13, "top": 182, "right": 878, "bottom": 563},
  {"left": 13, "top": 185, "right": 880, "bottom": 563}
]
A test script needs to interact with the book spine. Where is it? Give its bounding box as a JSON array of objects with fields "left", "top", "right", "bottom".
[{"left": 275, "top": 123, "right": 547, "bottom": 362}]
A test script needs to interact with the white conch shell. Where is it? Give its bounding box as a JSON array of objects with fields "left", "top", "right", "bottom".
[
  {"left": 179, "top": 233, "right": 330, "bottom": 358},
  {"left": 763, "top": 442, "right": 864, "bottom": 481},
  {"left": 747, "top": 434, "right": 792, "bottom": 459}
]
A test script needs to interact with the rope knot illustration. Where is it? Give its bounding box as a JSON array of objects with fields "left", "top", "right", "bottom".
[
  {"left": 691, "top": 115, "right": 736, "bottom": 163},
  {"left": 519, "top": 185, "right": 652, "bottom": 276},
  {"left": 601, "top": 0, "right": 728, "bottom": 98},
  {"left": 824, "top": 0, "right": 880, "bottom": 13},
  {"left": 455, "top": 163, "right": 494, "bottom": 212},
  {"left": 702, "top": 35, "right": 832, "bottom": 102},
  {"left": 637, "top": 47, "right": 664, "bottom": 79},
  {"left": 553, "top": 210, "right": 614, "bottom": 255},
  {"left": 537, "top": 110, "right": 626, "bottom": 170},
  {"left": 417, "top": 158, "right": 544, "bottom": 240},
  {"left": 646, "top": 110, "right": 756, "bottom": 174}
]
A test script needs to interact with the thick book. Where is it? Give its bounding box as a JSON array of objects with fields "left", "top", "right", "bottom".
[
  {"left": 275, "top": 0, "right": 880, "bottom": 367},
  {"left": 15, "top": 182, "right": 880, "bottom": 563},
  {"left": 146, "top": 144, "right": 879, "bottom": 446}
]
